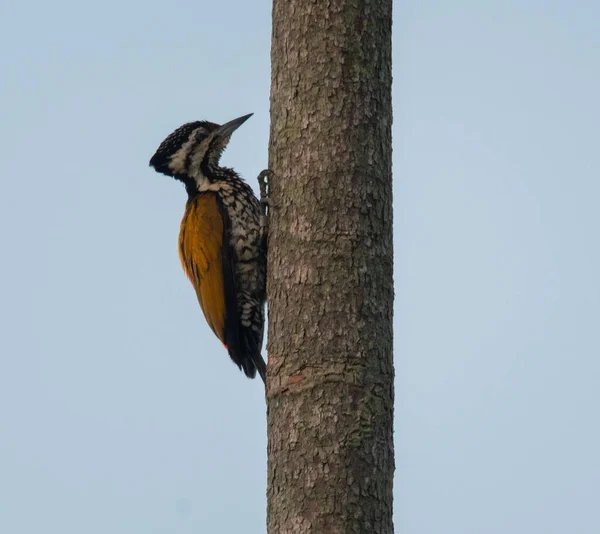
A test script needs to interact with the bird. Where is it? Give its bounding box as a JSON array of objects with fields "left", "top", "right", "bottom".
[{"left": 149, "top": 113, "right": 267, "bottom": 383}]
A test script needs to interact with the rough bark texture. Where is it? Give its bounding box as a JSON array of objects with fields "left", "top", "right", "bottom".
[{"left": 266, "top": 0, "right": 394, "bottom": 533}]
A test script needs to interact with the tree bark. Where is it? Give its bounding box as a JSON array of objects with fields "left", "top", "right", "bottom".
[{"left": 266, "top": 0, "right": 394, "bottom": 532}]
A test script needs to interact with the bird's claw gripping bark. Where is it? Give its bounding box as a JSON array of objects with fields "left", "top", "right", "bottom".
[
  {"left": 257, "top": 169, "right": 272, "bottom": 240},
  {"left": 257, "top": 169, "right": 272, "bottom": 214}
]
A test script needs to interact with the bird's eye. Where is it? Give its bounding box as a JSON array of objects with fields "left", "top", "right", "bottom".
[{"left": 194, "top": 128, "right": 208, "bottom": 141}]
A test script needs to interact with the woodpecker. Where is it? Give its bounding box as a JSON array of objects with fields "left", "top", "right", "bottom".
[{"left": 149, "top": 113, "right": 267, "bottom": 383}]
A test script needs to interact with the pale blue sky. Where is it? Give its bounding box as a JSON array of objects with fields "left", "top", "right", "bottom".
[{"left": 1, "top": 1, "right": 598, "bottom": 533}]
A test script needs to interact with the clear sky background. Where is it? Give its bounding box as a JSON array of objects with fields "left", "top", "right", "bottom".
[{"left": 1, "top": 1, "right": 598, "bottom": 533}]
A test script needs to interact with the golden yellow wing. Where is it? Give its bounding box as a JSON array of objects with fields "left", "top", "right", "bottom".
[{"left": 178, "top": 192, "right": 227, "bottom": 343}]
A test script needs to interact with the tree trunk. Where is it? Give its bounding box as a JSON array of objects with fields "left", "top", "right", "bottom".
[{"left": 266, "top": 0, "right": 394, "bottom": 532}]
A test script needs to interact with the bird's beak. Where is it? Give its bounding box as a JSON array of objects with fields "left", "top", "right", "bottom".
[{"left": 215, "top": 113, "right": 253, "bottom": 139}]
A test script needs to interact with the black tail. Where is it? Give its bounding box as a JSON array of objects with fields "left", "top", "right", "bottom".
[
  {"left": 238, "top": 349, "right": 266, "bottom": 384},
  {"left": 252, "top": 353, "right": 266, "bottom": 384},
  {"left": 238, "top": 326, "right": 266, "bottom": 384}
]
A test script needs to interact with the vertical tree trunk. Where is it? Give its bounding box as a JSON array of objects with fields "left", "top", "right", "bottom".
[{"left": 266, "top": 0, "right": 394, "bottom": 532}]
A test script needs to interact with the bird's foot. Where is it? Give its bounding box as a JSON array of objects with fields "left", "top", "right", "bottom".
[
  {"left": 257, "top": 169, "right": 273, "bottom": 239},
  {"left": 257, "top": 169, "right": 272, "bottom": 214}
]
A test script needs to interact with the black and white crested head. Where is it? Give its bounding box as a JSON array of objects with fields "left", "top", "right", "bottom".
[
  {"left": 149, "top": 114, "right": 253, "bottom": 185},
  {"left": 149, "top": 121, "right": 217, "bottom": 177}
]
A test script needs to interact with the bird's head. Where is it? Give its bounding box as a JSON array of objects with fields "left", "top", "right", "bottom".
[{"left": 149, "top": 113, "right": 253, "bottom": 184}]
